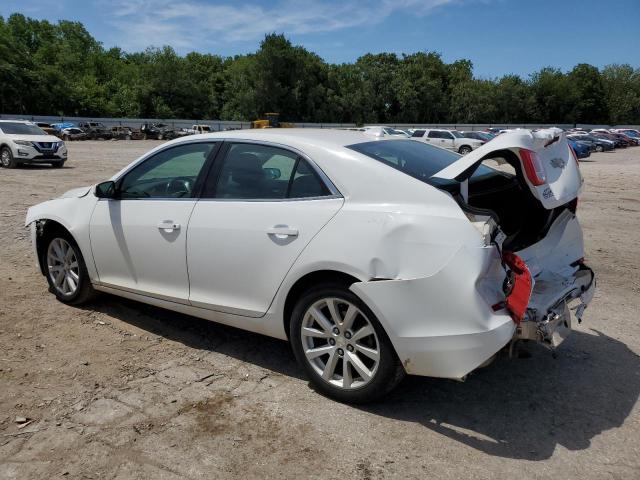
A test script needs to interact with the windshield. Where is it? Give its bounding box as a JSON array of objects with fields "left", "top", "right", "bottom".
[
  {"left": 0, "top": 122, "right": 46, "bottom": 135},
  {"left": 346, "top": 139, "right": 499, "bottom": 187}
]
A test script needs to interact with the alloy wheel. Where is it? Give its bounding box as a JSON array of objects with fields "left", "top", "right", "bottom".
[
  {"left": 301, "top": 297, "right": 380, "bottom": 390},
  {"left": 46, "top": 238, "right": 80, "bottom": 297},
  {"left": 1, "top": 149, "right": 10, "bottom": 167}
]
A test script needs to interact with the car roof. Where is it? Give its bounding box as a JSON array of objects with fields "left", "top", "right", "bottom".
[
  {"left": 0, "top": 119, "right": 32, "bottom": 124},
  {"left": 168, "top": 128, "right": 401, "bottom": 149}
]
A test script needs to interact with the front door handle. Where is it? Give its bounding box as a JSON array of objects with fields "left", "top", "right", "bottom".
[
  {"left": 158, "top": 220, "right": 180, "bottom": 232},
  {"left": 267, "top": 226, "right": 299, "bottom": 238}
]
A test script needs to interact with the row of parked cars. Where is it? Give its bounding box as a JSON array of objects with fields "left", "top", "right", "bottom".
[
  {"left": 34, "top": 121, "right": 216, "bottom": 141},
  {"left": 358, "top": 125, "right": 640, "bottom": 159}
]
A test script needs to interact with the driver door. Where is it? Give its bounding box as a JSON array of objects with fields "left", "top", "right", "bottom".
[{"left": 89, "top": 141, "right": 218, "bottom": 303}]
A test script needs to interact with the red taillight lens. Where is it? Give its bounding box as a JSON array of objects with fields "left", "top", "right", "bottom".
[{"left": 519, "top": 148, "right": 546, "bottom": 186}]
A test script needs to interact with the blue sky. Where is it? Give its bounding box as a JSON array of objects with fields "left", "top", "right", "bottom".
[{"left": 2, "top": 0, "right": 639, "bottom": 78}]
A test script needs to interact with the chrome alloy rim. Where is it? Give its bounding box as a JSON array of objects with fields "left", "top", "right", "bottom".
[
  {"left": 1, "top": 149, "right": 10, "bottom": 166},
  {"left": 46, "top": 238, "right": 80, "bottom": 296},
  {"left": 301, "top": 298, "right": 380, "bottom": 390}
]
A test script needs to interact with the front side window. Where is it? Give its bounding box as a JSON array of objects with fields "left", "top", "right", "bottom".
[
  {"left": 118, "top": 142, "right": 215, "bottom": 199},
  {"left": 210, "top": 143, "right": 330, "bottom": 200},
  {"left": 0, "top": 122, "right": 45, "bottom": 135}
]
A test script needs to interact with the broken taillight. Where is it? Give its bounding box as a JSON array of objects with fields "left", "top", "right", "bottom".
[
  {"left": 519, "top": 148, "right": 547, "bottom": 186},
  {"left": 502, "top": 251, "right": 533, "bottom": 324}
]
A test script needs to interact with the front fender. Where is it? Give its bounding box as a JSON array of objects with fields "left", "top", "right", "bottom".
[{"left": 25, "top": 195, "right": 99, "bottom": 282}]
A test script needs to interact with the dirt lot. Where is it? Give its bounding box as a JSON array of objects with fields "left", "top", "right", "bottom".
[{"left": 1, "top": 140, "right": 639, "bottom": 479}]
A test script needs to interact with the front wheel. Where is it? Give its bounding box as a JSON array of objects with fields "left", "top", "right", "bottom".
[
  {"left": 44, "top": 234, "right": 95, "bottom": 304},
  {"left": 458, "top": 145, "right": 472, "bottom": 155},
  {"left": 290, "top": 284, "right": 405, "bottom": 403},
  {"left": 595, "top": 144, "right": 604, "bottom": 152},
  {"left": 1, "top": 146, "right": 17, "bottom": 168}
]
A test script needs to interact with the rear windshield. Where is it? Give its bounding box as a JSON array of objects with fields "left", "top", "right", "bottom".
[
  {"left": 0, "top": 122, "right": 46, "bottom": 135},
  {"left": 346, "top": 139, "right": 498, "bottom": 187}
]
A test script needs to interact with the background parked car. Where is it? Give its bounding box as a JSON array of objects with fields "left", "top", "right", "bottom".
[
  {"left": 591, "top": 132, "right": 628, "bottom": 148},
  {"left": 60, "top": 127, "right": 88, "bottom": 141},
  {"left": 567, "top": 134, "right": 615, "bottom": 152},
  {"left": 110, "top": 126, "right": 144, "bottom": 140},
  {"left": 78, "top": 121, "right": 112, "bottom": 140},
  {"left": 411, "top": 129, "right": 484, "bottom": 154},
  {"left": 461, "top": 131, "right": 495, "bottom": 142},
  {"left": 35, "top": 122, "right": 58, "bottom": 136},
  {"left": 140, "top": 123, "right": 179, "bottom": 140},
  {"left": 568, "top": 138, "right": 591, "bottom": 159}
]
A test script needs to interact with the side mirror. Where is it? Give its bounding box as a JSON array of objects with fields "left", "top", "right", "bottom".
[
  {"left": 95, "top": 181, "right": 116, "bottom": 199},
  {"left": 264, "top": 167, "right": 281, "bottom": 180}
]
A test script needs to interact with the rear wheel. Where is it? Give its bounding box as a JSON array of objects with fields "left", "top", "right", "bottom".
[
  {"left": 44, "top": 234, "right": 95, "bottom": 304},
  {"left": 595, "top": 144, "right": 604, "bottom": 152},
  {"left": 290, "top": 283, "right": 405, "bottom": 403},
  {"left": 458, "top": 145, "right": 472, "bottom": 155},
  {"left": 1, "top": 147, "right": 17, "bottom": 168}
]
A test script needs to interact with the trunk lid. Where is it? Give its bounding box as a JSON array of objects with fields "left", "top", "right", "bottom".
[{"left": 432, "top": 128, "right": 583, "bottom": 209}]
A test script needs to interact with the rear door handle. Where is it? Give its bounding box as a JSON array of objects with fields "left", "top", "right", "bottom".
[
  {"left": 267, "top": 226, "right": 299, "bottom": 237},
  {"left": 158, "top": 220, "right": 180, "bottom": 232}
]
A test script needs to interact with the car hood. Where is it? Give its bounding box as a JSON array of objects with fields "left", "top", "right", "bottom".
[{"left": 5, "top": 133, "right": 62, "bottom": 142}]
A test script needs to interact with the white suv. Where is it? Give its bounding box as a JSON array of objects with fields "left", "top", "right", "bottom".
[
  {"left": 0, "top": 120, "right": 68, "bottom": 168},
  {"left": 411, "top": 129, "right": 484, "bottom": 154}
]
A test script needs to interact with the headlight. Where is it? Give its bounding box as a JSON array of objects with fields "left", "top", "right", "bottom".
[
  {"left": 57, "top": 141, "right": 66, "bottom": 148},
  {"left": 13, "top": 140, "right": 32, "bottom": 147}
]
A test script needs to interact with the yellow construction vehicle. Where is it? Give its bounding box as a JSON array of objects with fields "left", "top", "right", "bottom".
[{"left": 251, "top": 113, "right": 294, "bottom": 129}]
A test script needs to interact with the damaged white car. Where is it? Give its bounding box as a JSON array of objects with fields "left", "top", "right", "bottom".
[{"left": 25, "top": 128, "right": 595, "bottom": 403}]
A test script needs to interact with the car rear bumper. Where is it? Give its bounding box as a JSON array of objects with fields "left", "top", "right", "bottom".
[{"left": 351, "top": 245, "right": 515, "bottom": 379}]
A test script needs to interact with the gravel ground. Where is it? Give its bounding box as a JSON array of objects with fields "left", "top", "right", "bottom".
[{"left": 0, "top": 140, "right": 639, "bottom": 479}]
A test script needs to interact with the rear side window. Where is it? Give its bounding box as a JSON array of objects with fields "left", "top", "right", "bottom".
[
  {"left": 346, "top": 140, "right": 497, "bottom": 187},
  {"left": 411, "top": 130, "right": 425, "bottom": 137},
  {"left": 427, "top": 131, "right": 441, "bottom": 139},
  {"left": 209, "top": 143, "right": 330, "bottom": 200}
]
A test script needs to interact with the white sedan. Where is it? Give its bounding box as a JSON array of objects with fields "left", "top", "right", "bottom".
[{"left": 26, "top": 128, "right": 595, "bottom": 403}]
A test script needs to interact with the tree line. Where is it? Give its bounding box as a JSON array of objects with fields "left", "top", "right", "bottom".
[{"left": 1, "top": 13, "right": 639, "bottom": 125}]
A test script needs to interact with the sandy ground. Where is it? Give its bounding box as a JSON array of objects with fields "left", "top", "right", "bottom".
[{"left": 0, "top": 140, "right": 639, "bottom": 479}]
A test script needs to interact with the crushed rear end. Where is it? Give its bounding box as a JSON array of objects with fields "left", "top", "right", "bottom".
[{"left": 433, "top": 128, "right": 596, "bottom": 354}]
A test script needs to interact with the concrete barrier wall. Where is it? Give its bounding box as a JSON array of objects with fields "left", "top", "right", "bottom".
[{"left": 1, "top": 114, "right": 637, "bottom": 131}]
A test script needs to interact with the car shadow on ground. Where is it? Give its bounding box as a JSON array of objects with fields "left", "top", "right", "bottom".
[
  {"left": 366, "top": 329, "right": 640, "bottom": 461},
  {"left": 86, "top": 296, "right": 639, "bottom": 461}
]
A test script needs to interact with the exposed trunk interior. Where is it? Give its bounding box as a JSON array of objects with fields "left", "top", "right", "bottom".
[{"left": 447, "top": 151, "right": 573, "bottom": 251}]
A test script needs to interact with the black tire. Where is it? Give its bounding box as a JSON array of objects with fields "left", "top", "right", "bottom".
[
  {"left": 157, "top": 133, "right": 163, "bottom": 140},
  {"left": 51, "top": 161, "right": 65, "bottom": 168},
  {"left": 290, "top": 283, "right": 405, "bottom": 403},
  {"left": 125, "top": 135, "right": 131, "bottom": 141},
  {"left": 595, "top": 144, "right": 604, "bottom": 152},
  {"left": 1, "top": 146, "right": 17, "bottom": 168},
  {"left": 458, "top": 145, "right": 472, "bottom": 155},
  {"left": 63, "top": 134, "right": 70, "bottom": 141},
  {"left": 43, "top": 231, "right": 96, "bottom": 305}
]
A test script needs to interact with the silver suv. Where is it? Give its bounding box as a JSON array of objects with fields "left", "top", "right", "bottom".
[{"left": 0, "top": 120, "right": 68, "bottom": 168}]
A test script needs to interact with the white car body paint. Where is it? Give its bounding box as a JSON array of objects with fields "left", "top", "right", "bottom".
[{"left": 26, "top": 128, "right": 594, "bottom": 380}]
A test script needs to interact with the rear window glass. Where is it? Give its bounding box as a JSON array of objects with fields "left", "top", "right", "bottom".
[{"left": 346, "top": 139, "right": 498, "bottom": 187}]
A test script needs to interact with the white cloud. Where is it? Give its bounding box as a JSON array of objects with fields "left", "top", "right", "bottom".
[{"left": 102, "top": 0, "right": 463, "bottom": 52}]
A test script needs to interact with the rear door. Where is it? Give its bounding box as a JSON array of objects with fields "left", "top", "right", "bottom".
[
  {"left": 432, "top": 128, "right": 583, "bottom": 209},
  {"left": 186, "top": 142, "right": 343, "bottom": 317}
]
